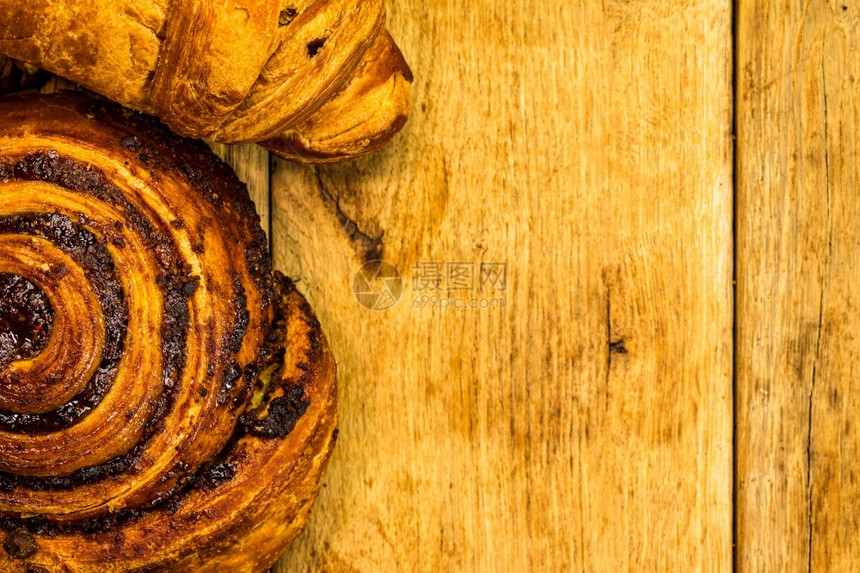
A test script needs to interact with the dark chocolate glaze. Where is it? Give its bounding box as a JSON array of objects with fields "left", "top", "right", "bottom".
[
  {"left": 2, "top": 529, "right": 37, "bottom": 559},
  {"left": 0, "top": 274, "right": 54, "bottom": 369}
]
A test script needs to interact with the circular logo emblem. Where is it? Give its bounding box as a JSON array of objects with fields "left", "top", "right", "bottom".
[{"left": 352, "top": 260, "right": 403, "bottom": 311}]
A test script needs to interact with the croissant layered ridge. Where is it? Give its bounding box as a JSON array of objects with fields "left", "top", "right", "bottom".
[
  {"left": 0, "top": 0, "right": 412, "bottom": 163},
  {"left": 0, "top": 93, "right": 338, "bottom": 572}
]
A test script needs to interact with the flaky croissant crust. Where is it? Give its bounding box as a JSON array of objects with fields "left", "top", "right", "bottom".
[
  {"left": 0, "top": 92, "right": 337, "bottom": 572},
  {"left": 0, "top": 0, "right": 413, "bottom": 163}
]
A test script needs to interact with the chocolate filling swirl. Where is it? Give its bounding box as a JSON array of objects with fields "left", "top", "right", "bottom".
[{"left": 0, "top": 273, "right": 53, "bottom": 368}]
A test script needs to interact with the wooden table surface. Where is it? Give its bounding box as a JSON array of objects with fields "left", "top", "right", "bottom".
[{"left": 46, "top": 0, "right": 858, "bottom": 570}]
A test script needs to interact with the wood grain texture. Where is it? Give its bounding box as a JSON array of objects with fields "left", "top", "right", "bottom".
[
  {"left": 268, "top": 1, "right": 734, "bottom": 570},
  {"left": 17, "top": 0, "right": 860, "bottom": 569},
  {"left": 736, "top": 1, "right": 860, "bottom": 571}
]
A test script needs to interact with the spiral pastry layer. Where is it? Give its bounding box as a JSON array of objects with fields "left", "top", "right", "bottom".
[
  {"left": 0, "top": 92, "right": 338, "bottom": 572},
  {"left": 0, "top": 0, "right": 413, "bottom": 164}
]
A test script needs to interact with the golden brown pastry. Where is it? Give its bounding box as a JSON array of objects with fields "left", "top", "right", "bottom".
[
  {"left": 0, "top": 92, "right": 337, "bottom": 572},
  {"left": 0, "top": 0, "right": 413, "bottom": 164}
]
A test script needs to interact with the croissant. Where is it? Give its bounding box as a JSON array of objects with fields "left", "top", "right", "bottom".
[
  {"left": 0, "top": 92, "right": 337, "bottom": 571},
  {"left": 0, "top": 0, "right": 413, "bottom": 164}
]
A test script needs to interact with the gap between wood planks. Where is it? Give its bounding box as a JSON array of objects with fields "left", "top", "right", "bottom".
[{"left": 731, "top": 1, "right": 740, "bottom": 569}]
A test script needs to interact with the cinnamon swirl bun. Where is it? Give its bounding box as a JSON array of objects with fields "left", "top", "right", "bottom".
[{"left": 0, "top": 92, "right": 337, "bottom": 572}]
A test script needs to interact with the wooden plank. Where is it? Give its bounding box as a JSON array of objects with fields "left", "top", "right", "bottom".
[
  {"left": 735, "top": 1, "right": 860, "bottom": 570},
  {"left": 271, "top": 1, "right": 733, "bottom": 570}
]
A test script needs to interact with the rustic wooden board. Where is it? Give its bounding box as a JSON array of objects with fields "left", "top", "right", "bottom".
[
  {"left": 262, "top": 1, "right": 734, "bottom": 570},
  {"left": 26, "top": 1, "right": 820, "bottom": 570},
  {"left": 735, "top": 1, "right": 860, "bottom": 570},
  {"left": 19, "top": 0, "right": 860, "bottom": 569}
]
